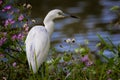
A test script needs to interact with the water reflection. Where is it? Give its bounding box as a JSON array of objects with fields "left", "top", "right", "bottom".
[
  {"left": 28, "top": 0, "right": 120, "bottom": 52},
  {"left": 0, "top": 0, "right": 117, "bottom": 52}
]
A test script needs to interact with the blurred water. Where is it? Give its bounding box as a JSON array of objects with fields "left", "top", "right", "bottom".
[
  {"left": 29, "top": 0, "right": 120, "bottom": 52},
  {"left": 1, "top": 0, "right": 120, "bottom": 53}
]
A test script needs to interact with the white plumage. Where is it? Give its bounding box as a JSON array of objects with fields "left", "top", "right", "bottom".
[
  {"left": 25, "top": 26, "right": 50, "bottom": 73},
  {"left": 25, "top": 9, "right": 67, "bottom": 73}
]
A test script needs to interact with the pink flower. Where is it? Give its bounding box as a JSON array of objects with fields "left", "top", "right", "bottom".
[
  {"left": 2, "top": 5, "right": 12, "bottom": 12},
  {"left": 4, "top": 19, "right": 15, "bottom": 26},
  {"left": 11, "top": 33, "right": 24, "bottom": 41},
  {"left": 23, "top": 23, "right": 29, "bottom": 32},
  {"left": 81, "top": 55, "right": 89, "bottom": 62},
  {"left": 18, "top": 14, "right": 24, "bottom": 21},
  {"left": 0, "top": 0, "right": 3, "bottom": 5},
  {"left": 25, "top": 26, "right": 29, "bottom": 32},
  {"left": 12, "top": 62, "right": 17, "bottom": 67},
  {"left": 5, "top": 5, "right": 11, "bottom": 9},
  {"left": 81, "top": 55, "right": 93, "bottom": 66},
  {"left": 0, "top": 37, "right": 7, "bottom": 46},
  {"left": 17, "top": 33, "right": 24, "bottom": 40},
  {"left": 11, "top": 34, "right": 17, "bottom": 41}
]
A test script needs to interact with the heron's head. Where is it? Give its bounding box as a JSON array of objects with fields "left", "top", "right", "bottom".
[
  {"left": 45, "top": 9, "right": 66, "bottom": 20},
  {"left": 45, "top": 9, "right": 79, "bottom": 21},
  {"left": 44, "top": 9, "right": 79, "bottom": 25}
]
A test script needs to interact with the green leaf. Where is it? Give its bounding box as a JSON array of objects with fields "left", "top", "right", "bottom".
[{"left": 110, "top": 6, "right": 120, "bottom": 11}]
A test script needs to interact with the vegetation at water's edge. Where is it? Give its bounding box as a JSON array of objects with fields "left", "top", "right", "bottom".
[{"left": 0, "top": 0, "right": 120, "bottom": 80}]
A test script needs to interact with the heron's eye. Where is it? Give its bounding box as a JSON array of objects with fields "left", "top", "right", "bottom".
[{"left": 58, "top": 12, "right": 63, "bottom": 15}]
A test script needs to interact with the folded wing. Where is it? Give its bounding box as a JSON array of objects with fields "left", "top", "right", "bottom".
[{"left": 25, "top": 26, "right": 50, "bottom": 73}]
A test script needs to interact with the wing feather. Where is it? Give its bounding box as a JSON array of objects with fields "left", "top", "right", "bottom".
[{"left": 25, "top": 26, "right": 50, "bottom": 73}]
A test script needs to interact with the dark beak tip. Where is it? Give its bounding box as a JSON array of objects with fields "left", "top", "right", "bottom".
[{"left": 70, "top": 15, "right": 80, "bottom": 19}]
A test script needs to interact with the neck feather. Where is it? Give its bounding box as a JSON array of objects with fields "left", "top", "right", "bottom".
[
  {"left": 44, "top": 21, "right": 54, "bottom": 38},
  {"left": 43, "top": 14, "right": 55, "bottom": 38}
]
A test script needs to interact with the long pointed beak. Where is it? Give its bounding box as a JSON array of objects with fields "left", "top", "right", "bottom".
[
  {"left": 70, "top": 15, "right": 80, "bottom": 19},
  {"left": 63, "top": 13, "right": 80, "bottom": 19}
]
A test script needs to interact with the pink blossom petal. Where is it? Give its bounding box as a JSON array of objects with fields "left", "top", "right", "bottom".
[
  {"left": 4, "top": 19, "right": 15, "bottom": 26},
  {"left": 12, "top": 35, "right": 17, "bottom": 41},
  {"left": 81, "top": 55, "right": 89, "bottom": 62},
  {"left": 4, "top": 5, "right": 11, "bottom": 10},
  {"left": 17, "top": 33, "right": 24, "bottom": 40},
  {"left": 2, "top": 5, "right": 12, "bottom": 12},
  {"left": 0, "top": 37, "right": 7, "bottom": 46},
  {"left": 81, "top": 54, "right": 94, "bottom": 67},
  {"left": 4, "top": 20, "right": 9, "bottom": 26},
  {"left": 12, "top": 62, "right": 17, "bottom": 67},
  {"left": 18, "top": 14, "right": 24, "bottom": 21},
  {"left": 0, "top": 1, "right": 3, "bottom": 5}
]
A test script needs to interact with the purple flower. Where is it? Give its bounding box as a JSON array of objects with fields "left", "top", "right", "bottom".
[
  {"left": 17, "top": 33, "right": 24, "bottom": 40},
  {"left": 4, "top": 20, "right": 9, "bottom": 26},
  {"left": 11, "top": 34, "right": 17, "bottom": 41},
  {"left": 81, "top": 55, "right": 89, "bottom": 62},
  {"left": 12, "top": 33, "right": 24, "bottom": 41},
  {"left": 81, "top": 55, "right": 93, "bottom": 66},
  {"left": 18, "top": 14, "right": 24, "bottom": 21},
  {"left": 5, "top": 5, "right": 11, "bottom": 9},
  {"left": 2, "top": 5, "right": 12, "bottom": 12},
  {"left": 0, "top": 0, "right": 3, "bottom": 5},
  {"left": 12, "top": 62, "right": 17, "bottom": 67},
  {"left": 0, "top": 37, "right": 7, "bottom": 46},
  {"left": 4, "top": 19, "right": 15, "bottom": 26}
]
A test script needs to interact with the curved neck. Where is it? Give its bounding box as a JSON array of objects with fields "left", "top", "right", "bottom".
[{"left": 44, "top": 18, "right": 54, "bottom": 38}]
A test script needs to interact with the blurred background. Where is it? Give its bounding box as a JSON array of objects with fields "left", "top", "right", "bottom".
[{"left": 15, "top": 0, "right": 120, "bottom": 52}]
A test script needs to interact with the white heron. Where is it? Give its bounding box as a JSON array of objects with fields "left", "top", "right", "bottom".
[{"left": 25, "top": 9, "right": 78, "bottom": 73}]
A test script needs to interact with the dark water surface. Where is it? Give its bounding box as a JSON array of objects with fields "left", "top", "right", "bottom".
[{"left": 29, "top": 0, "right": 120, "bottom": 52}]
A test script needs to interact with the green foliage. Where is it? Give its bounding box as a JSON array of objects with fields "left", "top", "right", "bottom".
[
  {"left": 2, "top": 34, "right": 120, "bottom": 80},
  {"left": 110, "top": 6, "right": 120, "bottom": 11}
]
